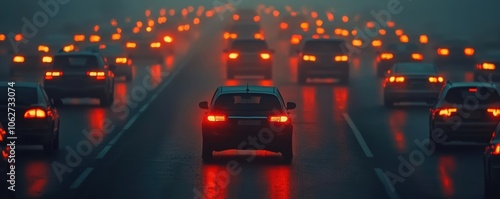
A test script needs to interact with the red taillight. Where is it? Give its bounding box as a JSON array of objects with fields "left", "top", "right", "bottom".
[
  {"left": 387, "top": 76, "right": 405, "bottom": 83},
  {"left": 260, "top": 53, "right": 270, "bottom": 59},
  {"left": 411, "top": 53, "right": 423, "bottom": 60},
  {"left": 24, "top": 108, "right": 46, "bottom": 118},
  {"left": 228, "top": 53, "right": 238, "bottom": 59},
  {"left": 380, "top": 53, "right": 393, "bottom": 60},
  {"left": 477, "top": 63, "right": 495, "bottom": 70},
  {"left": 464, "top": 47, "right": 474, "bottom": 56},
  {"left": 428, "top": 76, "right": 444, "bottom": 83},
  {"left": 437, "top": 48, "right": 449, "bottom": 56},
  {"left": 334, "top": 55, "right": 348, "bottom": 62},
  {"left": 45, "top": 71, "right": 63, "bottom": 80},
  {"left": 269, "top": 115, "right": 288, "bottom": 123},
  {"left": 438, "top": 108, "right": 457, "bottom": 117},
  {"left": 207, "top": 115, "right": 225, "bottom": 122},
  {"left": 492, "top": 144, "right": 500, "bottom": 155},
  {"left": 487, "top": 108, "right": 500, "bottom": 117},
  {"left": 87, "top": 71, "right": 106, "bottom": 80}
]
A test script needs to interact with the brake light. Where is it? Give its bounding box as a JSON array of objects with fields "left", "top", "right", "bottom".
[
  {"left": 438, "top": 108, "right": 457, "bottom": 117},
  {"left": 24, "top": 108, "right": 46, "bottom": 118},
  {"left": 42, "top": 56, "right": 52, "bottom": 63},
  {"left": 111, "top": 33, "right": 121, "bottom": 40},
  {"left": 302, "top": 55, "right": 316, "bottom": 61},
  {"left": 290, "top": 35, "right": 302, "bottom": 44},
  {"left": 492, "top": 144, "right": 500, "bottom": 155},
  {"left": 87, "top": 71, "right": 106, "bottom": 80},
  {"left": 420, "top": 35, "right": 428, "bottom": 44},
  {"left": 45, "top": 71, "right": 62, "bottom": 80},
  {"left": 352, "top": 39, "right": 362, "bottom": 47},
  {"left": 300, "top": 22, "right": 308, "bottom": 29},
  {"left": 341, "top": 30, "right": 349, "bottom": 37},
  {"left": 334, "top": 55, "right": 348, "bottom": 62},
  {"left": 477, "top": 63, "right": 495, "bottom": 70},
  {"left": 380, "top": 53, "right": 393, "bottom": 60},
  {"left": 464, "top": 47, "right": 474, "bottom": 56},
  {"left": 437, "top": 48, "right": 449, "bottom": 56},
  {"left": 428, "top": 76, "right": 444, "bottom": 83},
  {"left": 116, "top": 57, "right": 127, "bottom": 64},
  {"left": 63, "top": 44, "right": 74, "bottom": 52},
  {"left": 38, "top": 45, "right": 49, "bottom": 52},
  {"left": 150, "top": 42, "right": 161, "bottom": 48},
  {"left": 400, "top": 35, "right": 409, "bottom": 43},
  {"left": 260, "top": 53, "right": 270, "bottom": 59},
  {"left": 223, "top": 32, "right": 230, "bottom": 39},
  {"left": 233, "top": 14, "right": 239, "bottom": 21},
  {"left": 164, "top": 36, "right": 173, "bottom": 43},
  {"left": 487, "top": 109, "right": 500, "bottom": 116},
  {"left": 230, "top": 33, "right": 237, "bottom": 39},
  {"left": 228, "top": 53, "right": 238, "bottom": 59},
  {"left": 13, "top": 56, "right": 24, "bottom": 63},
  {"left": 89, "top": 35, "right": 100, "bottom": 42},
  {"left": 395, "top": 29, "right": 404, "bottom": 36},
  {"left": 0, "top": 34, "right": 5, "bottom": 41},
  {"left": 254, "top": 33, "right": 263, "bottom": 40},
  {"left": 388, "top": 76, "right": 405, "bottom": 83},
  {"left": 253, "top": 16, "right": 260, "bottom": 22},
  {"left": 469, "top": 88, "right": 477, "bottom": 92},
  {"left": 269, "top": 115, "right": 288, "bottom": 123},
  {"left": 372, "top": 40, "right": 382, "bottom": 47},
  {"left": 126, "top": 42, "right": 136, "bottom": 48},
  {"left": 316, "top": 27, "right": 325, "bottom": 34},
  {"left": 412, "top": 53, "right": 423, "bottom": 60},
  {"left": 207, "top": 115, "right": 225, "bottom": 122},
  {"left": 280, "top": 22, "right": 288, "bottom": 29},
  {"left": 74, "top": 34, "right": 85, "bottom": 42},
  {"left": 312, "top": 35, "right": 320, "bottom": 39}
]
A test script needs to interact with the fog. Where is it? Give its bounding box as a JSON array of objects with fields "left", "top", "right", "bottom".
[{"left": 0, "top": 0, "right": 499, "bottom": 42}]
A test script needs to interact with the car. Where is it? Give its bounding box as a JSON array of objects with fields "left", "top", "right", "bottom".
[
  {"left": 297, "top": 38, "right": 350, "bottom": 84},
  {"left": 85, "top": 43, "right": 134, "bottom": 81},
  {"left": 123, "top": 33, "right": 173, "bottom": 62},
  {"left": 223, "top": 39, "right": 275, "bottom": 79},
  {"left": 376, "top": 42, "right": 424, "bottom": 77},
  {"left": 43, "top": 51, "right": 116, "bottom": 106},
  {"left": 278, "top": 14, "right": 310, "bottom": 39},
  {"left": 383, "top": 63, "right": 445, "bottom": 106},
  {"left": 0, "top": 82, "right": 62, "bottom": 153},
  {"left": 474, "top": 50, "right": 500, "bottom": 82},
  {"left": 484, "top": 126, "right": 500, "bottom": 199},
  {"left": 232, "top": 9, "right": 259, "bottom": 23},
  {"left": 429, "top": 82, "right": 500, "bottom": 147},
  {"left": 8, "top": 43, "right": 52, "bottom": 75},
  {"left": 223, "top": 23, "right": 263, "bottom": 41},
  {"left": 433, "top": 39, "right": 476, "bottom": 67},
  {"left": 198, "top": 85, "right": 296, "bottom": 162}
]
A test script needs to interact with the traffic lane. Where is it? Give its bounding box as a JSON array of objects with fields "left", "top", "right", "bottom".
[
  {"left": 74, "top": 25, "right": 387, "bottom": 199},
  {"left": 346, "top": 53, "right": 485, "bottom": 198}
]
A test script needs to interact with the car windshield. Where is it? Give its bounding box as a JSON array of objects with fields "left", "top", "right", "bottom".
[
  {"left": 214, "top": 94, "right": 282, "bottom": 111},
  {"left": 395, "top": 64, "right": 437, "bottom": 74},
  {"left": 444, "top": 87, "right": 500, "bottom": 104},
  {"left": 53, "top": 55, "right": 99, "bottom": 69},
  {"left": 0, "top": 86, "right": 37, "bottom": 105},
  {"left": 230, "top": 41, "right": 268, "bottom": 51},
  {"left": 303, "top": 41, "right": 344, "bottom": 52}
]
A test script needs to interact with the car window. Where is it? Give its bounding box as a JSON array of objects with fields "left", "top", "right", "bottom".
[
  {"left": 303, "top": 41, "right": 344, "bottom": 52},
  {"left": 230, "top": 41, "right": 268, "bottom": 51},
  {"left": 0, "top": 86, "right": 38, "bottom": 106},
  {"left": 53, "top": 55, "right": 100, "bottom": 69},
  {"left": 444, "top": 87, "right": 500, "bottom": 104},
  {"left": 214, "top": 94, "right": 283, "bottom": 111}
]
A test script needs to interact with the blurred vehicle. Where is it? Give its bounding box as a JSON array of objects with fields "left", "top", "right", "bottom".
[
  {"left": 85, "top": 43, "right": 133, "bottom": 81},
  {"left": 474, "top": 50, "right": 500, "bottom": 82},
  {"left": 223, "top": 39, "right": 274, "bottom": 79},
  {"left": 484, "top": 126, "right": 500, "bottom": 199},
  {"left": 429, "top": 82, "right": 500, "bottom": 147},
  {"left": 0, "top": 82, "right": 61, "bottom": 153},
  {"left": 383, "top": 63, "right": 444, "bottom": 106},
  {"left": 232, "top": 8, "right": 258, "bottom": 23},
  {"left": 376, "top": 42, "right": 424, "bottom": 77},
  {"left": 198, "top": 85, "right": 296, "bottom": 162},
  {"left": 123, "top": 33, "right": 173, "bottom": 62},
  {"left": 43, "top": 51, "right": 116, "bottom": 106},
  {"left": 433, "top": 39, "right": 476, "bottom": 66},
  {"left": 278, "top": 14, "right": 310, "bottom": 39},
  {"left": 9, "top": 43, "right": 52, "bottom": 75},
  {"left": 224, "top": 23, "right": 263, "bottom": 41},
  {"left": 297, "top": 38, "right": 350, "bottom": 84}
]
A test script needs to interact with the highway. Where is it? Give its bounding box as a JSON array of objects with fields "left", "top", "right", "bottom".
[{"left": 3, "top": 8, "right": 487, "bottom": 199}]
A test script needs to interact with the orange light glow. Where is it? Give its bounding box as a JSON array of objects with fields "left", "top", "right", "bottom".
[
  {"left": 126, "top": 42, "right": 136, "bottom": 48},
  {"left": 253, "top": 15, "right": 260, "bottom": 22},
  {"left": 477, "top": 63, "right": 495, "bottom": 70},
  {"left": 438, "top": 108, "right": 457, "bottom": 117},
  {"left": 233, "top": 14, "right": 240, "bottom": 20},
  {"left": 99, "top": 44, "right": 106, "bottom": 49},
  {"left": 372, "top": 40, "right": 382, "bottom": 47},
  {"left": 379, "top": 29, "right": 386, "bottom": 35},
  {"left": 290, "top": 35, "right": 302, "bottom": 44},
  {"left": 132, "top": 27, "right": 140, "bottom": 34},
  {"left": 89, "top": 35, "right": 101, "bottom": 42},
  {"left": 38, "top": 45, "right": 49, "bottom": 53},
  {"left": 269, "top": 115, "right": 288, "bottom": 122},
  {"left": 87, "top": 71, "right": 105, "bottom": 80},
  {"left": 387, "top": 21, "right": 395, "bottom": 27},
  {"left": 311, "top": 11, "right": 318, "bottom": 18},
  {"left": 260, "top": 53, "right": 270, "bottom": 59},
  {"left": 0, "top": 34, "right": 5, "bottom": 41},
  {"left": 437, "top": 48, "right": 449, "bottom": 56},
  {"left": 158, "top": 16, "right": 167, "bottom": 24},
  {"left": 395, "top": 29, "right": 404, "bottom": 36},
  {"left": 164, "top": 36, "right": 173, "bottom": 43},
  {"left": 146, "top": 27, "right": 152, "bottom": 32},
  {"left": 14, "top": 34, "right": 23, "bottom": 42},
  {"left": 184, "top": 24, "right": 190, "bottom": 30},
  {"left": 148, "top": 19, "right": 155, "bottom": 27},
  {"left": 315, "top": 19, "right": 323, "bottom": 26},
  {"left": 93, "top": 25, "right": 99, "bottom": 32},
  {"left": 334, "top": 28, "right": 342, "bottom": 35},
  {"left": 380, "top": 53, "right": 393, "bottom": 59},
  {"left": 42, "top": 56, "right": 52, "bottom": 63},
  {"left": 145, "top": 9, "right": 151, "bottom": 17},
  {"left": 74, "top": 34, "right": 85, "bottom": 42},
  {"left": 150, "top": 42, "right": 161, "bottom": 48},
  {"left": 279, "top": 22, "right": 288, "bottom": 30},
  {"left": 411, "top": 53, "right": 423, "bottom": 60},
  {"left": 488, "top": 109, "right": 500, "bottom": 116},
  {"left": 111, "top": 33, "right": 121, "bottom": 40},
  {"left": 290, "top": 11, "right": 297, "bottom": 17},
  {"left": 428, "top": 76, "right": 444, "bottom": 83},
  {"left": 254, "top": 33, "right": 264, "bottom": 40},
  {"left": 207, "top": 115, "right": 226, "bottom": 122},
  {"left": 316, "top": 27, "right": 325, "bottom": 34},
  {"left": 464, "top": 48, "right": 474, "bottom": 56},
  {"left": 115, "top": 57, "right": 127, "bottom": 64},
  {"left": 110, "top": 19, "right": 118, "bottom": 26},
  {"left": 341, "top": 30, "right": 349, "bottom": 37},
  {"left": 300, "top": 22, "right": 308, "bottom": 29},
  {"left": 419, "top": 35, "right": 428, "bottom": 44},
  {"left": 193, "top": 17, "right": 200, "bottom": 25},
  {"left": 228, "top": 53, "right": 238, "bottom": 59},
  {"left": 327, "top": 12, "right": 334, "bottom": 21},
  {"left": 63, "top": 44, "right": 74, "bottom": 52},
  {"left": 181, "top": 8, "right": 188, "bottom": 16},
  {"left": 342, "top": 16, "right": 348, "bottom": 23},
  {"left": 205, "top": 10, "right": 213, "bottom": 17},
  {"left": 366, "top": 21, "right": 375, "bottom": 28},
  {"left": 13, "top": 56, "right": 24, "bottom": 63},
  {"left": 388, "top": 76, "right": 405, "bottom": 83},
  {"left": 334, "top": 55, "right": 348, "bottom": 62},
  {"left": 45, "top": 71, "right": 62, "bottom": 80},
  {"left": 24, "top": 108, "right": 46, "bottom": 118},
  {"left": 160, "top": 8, "right": 167, "bottom": 16},
  {"left": 302, "top": 55, "right": 316, "bottom": 61},
  {"left": 351, "top": 29, "right": 358, "bottom": 36},
  {"left": 169, "top": 9, "right": 175, "bottom": 16},
  {"left": 136, "top": 21, "right": 143, "bottom": 27},
  {"left": 400, "top": 35, "right": 409, "bottom": 43},
  {"left": 273, "top": 10, "right": 280, "bottom": 17},
  {"left": 352, "top": 39, "right": 362, "bottom": 47}
]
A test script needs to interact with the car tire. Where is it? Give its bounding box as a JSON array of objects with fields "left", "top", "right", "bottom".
[{"left": 202, "top": 139, "right": 213, "bottom": 162}]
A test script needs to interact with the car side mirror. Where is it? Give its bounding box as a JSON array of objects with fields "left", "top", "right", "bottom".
[
  {"left": 426, "top": 99, "right": 436, "bottom": 106},
  {"left": 109, "top": 64, "right": 117, "bottom": 70},
  {"left": 199, "top": 101, "right": 209, "bottom": 109},
  {"left": 52, "top": 98, "right": 63, "bottom": 107},
  {"left": 286, "top": 102, "right": 296, "bottom": 110}
]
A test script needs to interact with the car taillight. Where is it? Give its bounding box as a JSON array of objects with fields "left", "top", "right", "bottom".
[
  {"left": 38, "top": 45, "right": 49, "bottom": 53},
  {"left": 428, "top": 76, "right": 444, "bottom": 83},
  {"left": 334, "top": 55, "right": 348, "bottom": 62},
  {"left": 45, "top": 71, "right": 62, "bottom": 80},
  {"left": 437, "top": 48, "right": 449, "bottom": 56},
  {"left": 233, "top": 14, "right": 239, "bottom": 20},
  {"left": 126, "top": 42, "right": 136, "bottom": 48},
  {"left": 87, "top": 71, "right": 106, "bottom": 80},
  {"left": 260, "top": 53, "right": 270, "bottom": 59},
  {"left": 492, "top": 144, "right": 500, "bottom": 155},
  {"left": 112, "top": 33, "right": 121, "bottom": 40},
  {"left": 150, "top": 42, "right": 161, "bottom": 48},
  {"left": 419, "top": 35, "right": 428, "bottom": 44},
  {"left": 24, "top": 108, "right": 46, "bottom": 118},
  {"left": 380, "top": 53, "right": 393, "bottom": 60},
  {"left": 254, "top": 33, "right": 263, "bottom": 40},
  {"left": 412, "top": 53, "right": 423, "bottom": 60},
  {"left": 464, "top": 47, "right": 474, "bottom": 56},
  {"left": 164, "top": 36, "right": 173, "bottom": 43},
  {"left": 290, "top": 36, "right": 301, "bottom": 44},
  {"left": 207, "top": 115, "right": 225, "bottom": 122},
  {"left": 372, "top": 40, "right": 382, "bottom": 47},
  {"left": 228, "top": 53, "right": 238, "bottom": 59},
  {"left": 477, "top": 63, "right": 495, "bottom": 70},
  {"left": 42, "top": 56, "right": 52, "bottom": 63},
  {"left": 352, "top": 39, "right": 362, "bottom": 47},
  {"left": 230, "top": 33, "right": 237, "bottom": 39},
  {"left": 269, "top": 115, "right": 288, "bottom": 123},
  {"left": 223, "top": 32, "right": 230, "bottom": 39},
  {"left": 302, "top": 55, "right": 316, "bottom": 61},
  {"left": 400, "top": 35, "right": 409, "bottom": 43},
  {"left": 63, "top": 44, "right": 74, "bottom": 52},
  {"left": 316, "top": 27, "right": 325, "bottom": 34},
  {"left": 280, "top": 22, "right": 288, "bottom": 29},
  {"left": 13, "top": 56, "right": 24, "bottom": 63},
  {"left": 74, "top": 34, "right": 85, "bottom": 42},
  {"left": 438, "top": 108, "right": 457, "bottom": 117},
  {"left": 387, "top": 76, "right": 405, "bottom": 83},
  {"left": 487, "top": 108, "right": 500, "bottom": 116},
  {"left": 116, "top": 57, "right": 127, "bottom": 64},
  {"left": 253, "top": 16, "right": 260, "bottom": 22},
  {"left": 89, "top": 35, "right": 101, "bottom": 43}
]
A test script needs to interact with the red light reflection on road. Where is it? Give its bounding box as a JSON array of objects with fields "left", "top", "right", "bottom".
[
  {"left": 89, "top": 108, "right": 107, "bottom": 135},
  {"left": 266, "top": 166, "right": 291, "bottom": 199},
  {"left": 351, "top": 57, "right": 360, "bottom": 71},
  {"left": 333, "top": 87, "right": 348, "bottom": 117},
  {"left": 225, "top": 80, "right": 241, "bottom": 86},
  {"left": 258, "top": 80, "right": 273, "bottom": 86},
  {"left": 464, "top": 72, "right": 473, "bottom": 82},
  {"left": 289, "top": 57, "right": 298, "bottom": 82},
  {"left": 201, "top": 165, "right": 228, "bottom": 199},
  {"left": 165, "top": 55, "right": 174, "bottom": 71},
  {"left": 25, "top": 161, "right": 49, "bottom": 198},
  {"left": 389, "top": 111, "right": 407, "bottom": 152},
  {"left": 301, "top": 86, "right": 316, "bottom": 122},
  {"left": 149, "top": 64, "right": 162, "bottom": 88},
  {"left": 438, "top": 156, "right": 456, "bottom": 197},
  {"left": 115, "top": 82, "right": 127, "bottom": 101}
]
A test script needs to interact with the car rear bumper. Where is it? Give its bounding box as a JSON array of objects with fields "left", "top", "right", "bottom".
[
  {"left": 299, "top": 64, "right": 349, "bottom": 78},
  {"left": 432, "top": 122, "right": 497, "bottom": 142},
  {"left": 44, "top": 84, "right": 107, "bottom": 98},
  {"left": 384, "top": 90, "right": 440, "bottom": 101},
  {"left": 17, "top": 128, "right": 53, "bottom": 145}
]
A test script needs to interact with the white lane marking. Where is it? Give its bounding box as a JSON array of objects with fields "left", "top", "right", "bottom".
[
  {"left": 70, "top": 168, "right": 94, "bottom": 189},
  {"left": 123, "top": 112, "right": 141, "bottom": 130},
  {"left": 96, "top": 145, "right": 112, "bottom": 159},
  {"left": 139, "top": 103, "right": 149, "bottom": 113},
  {"left": 342, "top": 113, "right": 374, "bottom": 158},
  {"left": 375, "top": 168, "right": 400, "bottom": 199},
  {"left": 108, "top": 130, "right": 124, "bottom": 145}
]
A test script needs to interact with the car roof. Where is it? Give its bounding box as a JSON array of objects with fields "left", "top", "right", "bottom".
[
  {"left": 446, "top": 81, "right": 497, "bottom": 88},
  {"left": 394, "top": 62, "right": 436, "bottom": 68},
  {"left": 55, "top": 51, "right": 100, "bottom": 56},
  {"left": 303, "top": 38, "right": 345, "bottom": 43},
  {"left": 0, "top": 81, "right": 39, "bottom": 88},
  {"left": 218, "top": 86, "right": 278, "bottom": 94}
]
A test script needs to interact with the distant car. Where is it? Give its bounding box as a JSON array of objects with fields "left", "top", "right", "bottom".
[
  {"left": 278, "top": 14, "right": 310, "bottom": 39},
  {"left": 484, "top": 126, "right": 500, "bottom": 199},
  {"left": 433, "top": 39, "right": 476, "bottom": 66},
  {"left": 43, "top": 51, "right": 116, "bottom": 106},
  {"left": 383, "top": 63, "right": 445, "bottom": 106},
  {"left": 198, "top": 85, "right": 296, "bottom": 162},
  {"left": 376, "top": 43, "right": 424, "bottom": 77},
  {"left": 232, "top": 9, "right": 259, "bottom": 23},
  {"left": 223, "top": 39, "right": 274, "bottom": 79},
  {"left": 123, "top": 33, "right": 173, "bottom": 62},
  {"left": 8, "top": 44, "right": 52, "bottom": 75},
  {"left": 223, "top": 23, "right": 263, "bottom": 41},
  {"left": 85, "top": 43, "right": 133, "bottom": 81},
  {"left": 297, "top": 39, "right": 350, "bottom": 84},
  {"left": 474, "top": 50, "right": 500, "bottom": 82},
  {"left": 0, "top": 82, "right": 61, "bottom": 153},
  {"left": 429, "top": 82, "right": 500, "bottom": 147}
]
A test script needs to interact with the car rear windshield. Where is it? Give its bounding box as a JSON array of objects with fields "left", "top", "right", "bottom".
[
  {"left": 395, "top": 64, "right": 437, "bottom": 74},
  {"left": 231, "top": 25, "right": 260, "bottom": 33},
  {"left": 0, "top": 86, "right": 37, "bottom": 105},
  {"left": 214, "top": 93, "right": 282, "bottom": 111},
  {"left": 444, "top": 87, "right": 500, "bottom": 104},
  {"left": 53, "top": 55, "right": 99, "bottom": 69},
  {"left": 303, "top": 41, "right": 344, "bottom": 52},
  {"left": 387, "top": 43, "right": 419, "bottom": 52},
  {"left": 231, "top": 41, "right": 268, "bottom": 51}
]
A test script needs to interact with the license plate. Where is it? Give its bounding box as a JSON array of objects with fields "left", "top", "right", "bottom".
[{"left": 238, "top": 120, "right": 261, "bottom": 125}]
